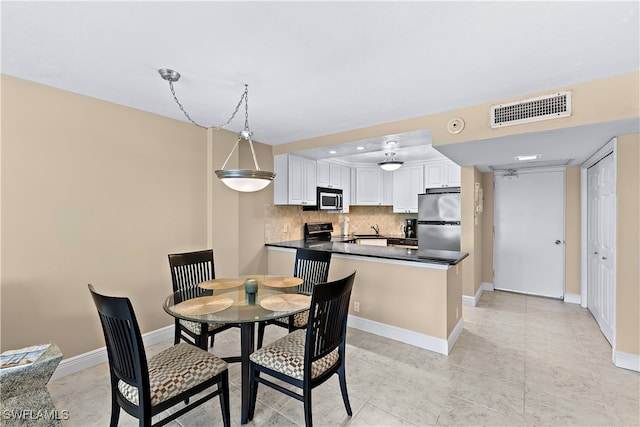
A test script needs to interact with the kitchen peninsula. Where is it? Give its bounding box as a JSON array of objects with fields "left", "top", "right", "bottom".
[{"left": 265, "top": 238, "right": 468, "bottom": 355}]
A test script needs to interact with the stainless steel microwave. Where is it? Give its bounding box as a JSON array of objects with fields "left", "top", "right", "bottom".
[{"left": 317, "top": 187, "right": 343, "bottom": 210}]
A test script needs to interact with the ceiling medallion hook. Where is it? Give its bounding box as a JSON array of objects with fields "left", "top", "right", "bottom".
[{"left": 158, "top": 68, "right": 275, "bottom": 192}]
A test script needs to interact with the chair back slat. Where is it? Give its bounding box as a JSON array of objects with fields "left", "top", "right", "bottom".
[
  {"left": 168, "top": 250, "right": 215, "bottom": 296},
  {"left": 89, "top": 285, "right": 151, "bottom": 405},
  {"left": 305, "top": 271, "right": 356, "bottom": 364},
  {"left": 294, "top": 249, "right": 332, "bottom": 294}
]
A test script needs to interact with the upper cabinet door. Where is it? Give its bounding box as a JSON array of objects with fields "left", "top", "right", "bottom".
[
  {"left": 302, "top": 158, "right": 317, "bottom": 205},
  {"left": 288, "top": 155, "right": 305, "bottom": 204},
  {"left": 393, "top": 164, "right": 424, "bottom": 213},
  {"left": 317, "top": 161, "right": 343, "bottom": 189},
  {"left": 425, "top": 160, "right": 461, "bottom": 189},
  {"left": 340, "top": 166, "right": 351, "bottom": 213},
  {"left": 355, "top": 167, "right": 384, "bottom": 205},
  {"left": 317, "top": 161, "right": 331, "bottom": 188},
  {"left": 329, "top": 163, "right": 342, "bottom": 188},
  {"left": 445, "top": 163, "right": 461, "bottom": 187},
  {"left": 274, "top": 154, "right": 317, "bottom": 205}
]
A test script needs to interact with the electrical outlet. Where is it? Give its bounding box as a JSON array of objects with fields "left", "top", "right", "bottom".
[{"left": 353, "top": 302, "right": 360, "bottom": 312}]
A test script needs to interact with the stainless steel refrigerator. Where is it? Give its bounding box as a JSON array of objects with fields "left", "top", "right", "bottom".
[{"left": 418, "top": 188, "right": 461, "bottom": 251}]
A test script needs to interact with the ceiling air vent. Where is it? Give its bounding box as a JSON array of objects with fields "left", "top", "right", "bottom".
[{"left": 490, "top": 91, "right": 571, "bottom": 128}]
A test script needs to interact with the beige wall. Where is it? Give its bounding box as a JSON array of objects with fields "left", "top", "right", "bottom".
[
  {"left": 273, "top": 72, "right": 639, "bottom": 155},
  {"left": 238, "top": 141, "right": 274, "bottom": 275},
  {"left": 616, "top": 134, "right": 639, "bottom": 356},
  {"left": 0, "top": 76, "right": 274, "bottom": 358},
  {"left": 267, "top": 247, "right": 461, "bottom": 340},
  {"left": 565, "top": 166, "right": 581, "bottom": 295},
  {"left": 1, "top": 75, "right": 208, "bottom": 356},
  {"left": 461, "top": 167, "right": 483, "bottom": 298},
  {"left": 208, "top": 129, "right": 274, "bottom": 277}
]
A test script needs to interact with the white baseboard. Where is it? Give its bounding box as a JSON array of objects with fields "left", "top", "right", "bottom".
[
  {"left": 614, "top": 351, "right": 640, "bottom": 373},
  {"left": 51, "top": 326, "right": 174, "bottom": 381},
  {"left": 482, "top": 282, "right": 494, "bottom": 291},
  {"left": 462, "top": 284, "right": 485, "bottom": 307},
  {"left": 347, "top": 315, "right": 463, "bottom": 355},
  {"left": 447, "top": 317, "right": 464, "bottom": 354},
  {"left": 563, "top": 293, "right": 581, "bottom": 305}
]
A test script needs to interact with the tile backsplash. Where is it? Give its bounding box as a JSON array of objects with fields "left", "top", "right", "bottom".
[{"left": 264, "top": 205, "right": 416, "bottom": 242}]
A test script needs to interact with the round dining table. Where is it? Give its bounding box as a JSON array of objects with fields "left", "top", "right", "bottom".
[{"left": 163, "top": 275, "right": 310, "bottom": 424}]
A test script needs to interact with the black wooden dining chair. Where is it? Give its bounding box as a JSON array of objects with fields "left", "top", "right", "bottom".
[
  {"left": 248, "top": 271, "right": 356, "bottom": 427},
  {"left": 88, "top": 284, "right": 231, "bottom": 427},
  {"left": 257, "top": 249, "right": 332, "bottom": 349},
  {"left": 168, "top": 249, "right": 237, "bottom": 350}
]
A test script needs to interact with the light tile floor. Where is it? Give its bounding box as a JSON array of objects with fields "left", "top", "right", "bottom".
[{"left": 48, "top": 290, "right": 640, "bottom": 426}]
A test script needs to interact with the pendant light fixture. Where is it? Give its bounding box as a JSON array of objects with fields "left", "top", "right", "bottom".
[
  {"left": 159, "top": 68, "right": 275, "bottom": 192},
  {"left": 378, "top": 152, "right": 404, "bottom": 171}
]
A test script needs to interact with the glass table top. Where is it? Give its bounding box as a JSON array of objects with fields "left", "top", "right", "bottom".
[{"left": 163, "top": 275, "right": 310, "bottom": 324}]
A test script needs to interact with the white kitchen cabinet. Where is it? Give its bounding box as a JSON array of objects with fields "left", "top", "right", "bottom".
[
  {"left": 355, "top": 167, "right": 383, "bottom": 205},
  {"left": 353, "top": 167, "right": 393, "bottom": 206},
  {"left": 424, "top": 160, "right": 461, "bottom": 189},
  {"left": 340, "top": 165, "right": 351, "bottom": 213},
  {"left": 273, "top": 154, "right": 317, "bottom": 206},
  {"left": 392, "top": 164, "right": 424, "bottom": 213},
  {"left": 317, "top": 161, "right": 343, "bottom": 189}
]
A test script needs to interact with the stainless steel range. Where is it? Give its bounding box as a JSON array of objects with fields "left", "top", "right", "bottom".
[{"left": 304, "top": 222, "right": 334, "bottom": 242}]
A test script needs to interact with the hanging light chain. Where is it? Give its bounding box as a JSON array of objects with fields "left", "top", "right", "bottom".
[
  {"left": 243, "top": 84, "right": 250, "bottom": 132},
  {"left": 159, "top": 69, "right": 270, "bottom": 181},
  {"left": 168, "top": 81, "right": 207, "bottom": 129},
  {"left": 220, "top": 85, "right": 247, "bottom": 130},
  {"left": 166, "top": 79, "right": 248, "bottom": 131}
]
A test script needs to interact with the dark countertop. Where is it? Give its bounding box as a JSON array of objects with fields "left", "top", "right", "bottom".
[{"left": 266, "top": 239, "right": 468, "bottom": 266}]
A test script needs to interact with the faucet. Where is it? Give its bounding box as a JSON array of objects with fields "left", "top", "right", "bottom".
[{"left": 371, "top": 224, "right": 380, "bottom": 235}]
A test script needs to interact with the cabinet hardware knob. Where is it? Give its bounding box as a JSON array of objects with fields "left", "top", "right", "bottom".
[
  {"left": 555, "top": 240, "right": 562, "bottom": 245},
  {"left": 602, "top": 256, "right": 607, "bottom": 260}
]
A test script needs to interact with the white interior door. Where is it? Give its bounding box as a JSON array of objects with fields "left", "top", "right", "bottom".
[
  {"left": 494, "top": 170, "right": 565, "bottom": 298},
  {"left": 587, "top": 153, "right": 615, "bottom": 345}
]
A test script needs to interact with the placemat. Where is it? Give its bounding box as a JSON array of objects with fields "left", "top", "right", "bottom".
[
  {"left": 260, "top": 276, "right": 304, "bottom": 288},
  {"left": 199, "top": 278, "right": 244, "bottom": 290},
  {"left": 260, "top": 294, "right": 311, "bottom": 312},
  {"left": 173, "top": 296, "right": 234, "bottom": 316}
]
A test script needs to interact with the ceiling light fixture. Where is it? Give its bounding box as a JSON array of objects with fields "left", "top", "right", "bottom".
[
  {"left": 514, "top": 154, "right": 541, "bottom": 161},
  {"left": 378, "top": 152, "right": 404, "bottom": 171},
  {"left": 159, "top": 68, "right": 275, "bottom": 192}
]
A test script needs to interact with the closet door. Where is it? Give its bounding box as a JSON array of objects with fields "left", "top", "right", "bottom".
[{"left": 587, "top": 153, "right": 615, "bottom": 345}]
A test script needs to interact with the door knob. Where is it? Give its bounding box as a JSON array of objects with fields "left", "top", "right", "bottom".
[{"left": 555, "top": 240, "right": 562, "bottom": 245}]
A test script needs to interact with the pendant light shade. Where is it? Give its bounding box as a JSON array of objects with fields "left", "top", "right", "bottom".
[
  {"left": 215, "top": 169, "right": 275, "bottom": 192},
  {"left": 159, "top": 69, "right": 275, "bottom": 192},
  {"left": 378, "top": 152, "right": 404, "bottom": 171}
]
